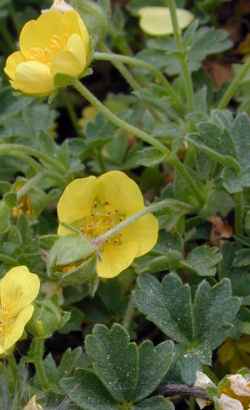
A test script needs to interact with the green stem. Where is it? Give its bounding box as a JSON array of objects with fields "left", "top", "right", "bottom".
[
  {"left": 122, "top": 293, "right": 135, "bottom": 330},
  {"left": 93, "top": 199, "right": 193, "bottom": 247},
  {"left": 73, "top": 80, "right": 204, "bottom": 205},
  {"left": 0, "top": 144, "right": 65, "bottom": 174},
  {"left": 234, "top": 191, "right": 244, "bottom": 235},
  {"left": 94, "top": 50, "right": 182, "bottom": 111},
  {"left": 218, "top": 60, "right": 250, "bottom": 109},
  {"left": 168, "top": 0, "right": 194, "bottom": 112},
  {"left": 33, "top": 338, "right": 49, "bottom": 390},
  {"left": 64, "top": 95, "right": 81, "bottom": 136},
  {"left": 99, "top": 45, "right": 164, "bottom": 120},
  {"left": 17, "top": 172, "right": 45, "bottom": 200},
  {"left": 8, "top": 353, "right": 18, "bottom": 387},
  {"left": 73, "top": 80, "right": 168, "bottom": 154}
]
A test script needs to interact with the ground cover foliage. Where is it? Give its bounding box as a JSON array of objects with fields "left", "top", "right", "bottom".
[{"left": 1, "top": 0, "right": 250, "bottom": 409}]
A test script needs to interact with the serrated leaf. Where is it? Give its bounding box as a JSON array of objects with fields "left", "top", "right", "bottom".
[
  {"left": 135, "top": 273, "right": 241, "bottom": 362},
  {"left": 135, "top": 273, "right": 193, "bottom": 344},
  {"left": 135, "top": 396, "right": 175, "bottom": 410},
  {"left": 135, "top": 340, "right": 174, "bottom": 401},
  {"left": 193, "top": 279, "right": 241, "bottom": 349},
  {"left": 185, "top": 245, "right": 222, "bottom": 276},
  {"left": 85, "top": 324, "right": 139, "bottom": 402},
  {"left": 60, "top": 370, "right": 118, "bottom": 410}
]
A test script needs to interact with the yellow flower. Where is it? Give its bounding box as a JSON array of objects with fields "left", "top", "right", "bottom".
[
  {"left": 218, "top": 337, "right": 250, "bottom": 373},
  {"left": 57, "top": 170, "right": 158, "bottom": 278},
  {"left": 138, "top": 7, "right": 194, "bottom": 36},
  {"left": 0, "top": 266, "right": 40, "bottom": 354},
  {"left": 4, "top": 2, "right": 90, "bottom": 96}
]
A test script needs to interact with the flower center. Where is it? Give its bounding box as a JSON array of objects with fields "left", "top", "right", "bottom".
[
  {"left": 26, "top": 34, "right": 68, "bottom": 64},
  {"left": 81, "top": 200, "right": 124, "bottom": 246}
]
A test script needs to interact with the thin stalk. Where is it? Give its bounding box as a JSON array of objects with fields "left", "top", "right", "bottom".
[
  {"left": 100, "top": 44, "right": 142, "bottom": 91},
  {"left": 92, "top": 199, "right": 193, "bottom": 247},
  {"left": 73, "top": 80, "right": 204, "bottom": 205},
  {"left": 234, "top": 191, "right": 244, "bottom": 235},
  {"left": 73, "top": 80, "right": 168, "bottom": 154},
  {"left": 159, "top": 384, "right": 209, "bottom": 400},
  {"left": 122, "top": 293, "right": 135, "bottom": 330},
  {"left": 0, "top": 144, "right": 65, "bottom": 174},
  {"left": 168, "top": 0, "right": 194, "bottom": 111},
  {"left": 33, "top": 339, "right": 49, "bottom": 390},
  {"left": 218, "top": 60, "right": 250, "bottom": 109},
  {"left": 64, "top": 95, "right": 81, "bottom": 136},
  {"left": 17, "top": 172, "right": 45, "bottom": 200},
  {"left": 94, "top": 50, "right": 182, "bottom": 111}
]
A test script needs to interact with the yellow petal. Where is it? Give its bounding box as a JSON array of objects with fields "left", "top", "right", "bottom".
[
  {"left": 57, "top": 176, "right": 97, "bottom": 232},
  {"left": 4, "top": 51, "right": 25, "bottom": 80},
  {"left": 62, "top": 10, "right": 89, "bottom": 52},
  {"left": 0, "top": 266, "right": 40, "bottom": 316},
  {"left": 12, "top": 61, "right": 54, "bottom": 95},
  {"left": 67, "top": 33, "right": 87, "bottom": 71},
  {"left": 97, "top": 240, "right": 138, "bottom": 278},
  {"left": 123, "top": 213, "right": 159, "bottom": 257},
  {"left": 138, "top": 7, "right": 194, "bottom": 36},
  {"left": 51, "top": 50, "right": 83, "bottom": 77},
  {"left": 1, "top": 305, "right": 34, "bottom": 352},
  {"left": 97, "top": 171, "right": 145, "bottom": 216},
  {"left": 20, "top": 10, "right": 65, "bottom": 54}
]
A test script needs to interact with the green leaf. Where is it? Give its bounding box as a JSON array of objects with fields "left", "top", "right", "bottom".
[
  {"left": 135, "top": 340, "right": 174, "bottom": 401},
  {"left": 0, "top": 201, "right": 11, "bottom": 234},
  {"left": 135, "top": 396, "right": 175, "bottom": 410},
  {"left": 60, "top": 370, "right": 118, "bottom": 410},
  {"left": 193, "top": 279, "right": 241, "bottom": 349},
  {"left": 135, "top": 273, "right": 241, "bottom": 362},
  {"left": 85, "top": 324, "right": 138, "bottom": 402},
  {"left": 135, "top": 273, "right": 193, "bottom": 344},
  {"left": 184, "top": 245, "right": 222, "bottom": 276},
  {"left": 48, "top": 235, "right": 96, "bottom": 270}
]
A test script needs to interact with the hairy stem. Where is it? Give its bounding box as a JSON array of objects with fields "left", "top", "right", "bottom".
[
  {"left": 218, "top": 60, "right": 250, "bottom": 109},
  {"left": 168, "top": 0, "right": 194, "bottom": 112},
  {"left": 94, "top": 50, "right": 182, "bottom": 111},
  {"left": 73, "top": 80, "right": 204, "bottom": 205},
  {"left": 159, "top": 384, "right": 209, "bottom": 400}
]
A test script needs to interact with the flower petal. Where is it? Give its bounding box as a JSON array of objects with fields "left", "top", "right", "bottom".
[
  {"left": 67, "top": 33, "right": 87, "bottom": 70},
  {"left": 12, "top": 61, "right": 54, "bottom": 95},
  {"left": 62, "top": 10, "right": 89, "bottom": 51},
  {"left": 0, "top": 266, "right": 40, "bottom": 316},
  {"left": 20, "top": 10, "right": 65, "bottom": 54},
  {"left": 4, "top": 51, "right": 25, "bottom": 80},
  {"left": 97, "top": 240, "right": 138, "bottom": 278},
  {"left": 1, "top": 305, "right": 34, "bottom": 352},
  {"left": 57, "top": 176, "right": 97, "bottom": 232},
  {"left": 218, "top": 394, "right": 244, "bottom": 410},
  {"left": 51, "top": 50, "right": 83, "bottom": 77},
  {"left": 123, "top": 213, "right": 158, "bottom": 257},
  {"left": 97, "top": 171, "right": 145, "bottom": 216},
  {"left": 138, "top": 7, "right": 194, "bottom": 36}
]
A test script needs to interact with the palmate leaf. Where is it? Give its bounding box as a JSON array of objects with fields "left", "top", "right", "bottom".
[
  {"left": 189, "top": 112, "right": 250, "bottom": 193},
  {"left": 135, "top": 273, "right": 241, "bottom": 364},
  {"left": 61, "top": 324, "right": 174, "bottom": 409}
]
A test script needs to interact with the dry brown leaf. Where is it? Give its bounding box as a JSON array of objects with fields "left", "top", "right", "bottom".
[{"left": 204, "top": 61, "right": 233, "bottom": 88}]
